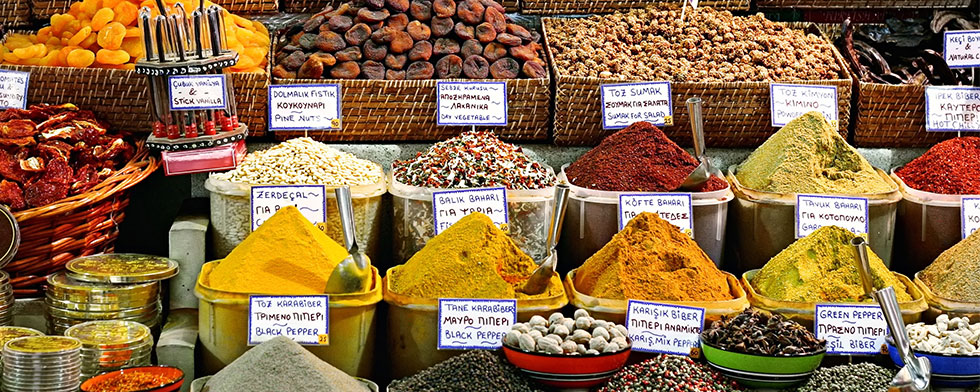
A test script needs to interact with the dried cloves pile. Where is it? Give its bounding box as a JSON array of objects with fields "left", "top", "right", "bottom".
[
  {"left": 701, "top": 309, "right": 825, "bottom": 356},
  {"left": 272, "top": 0, "right": 547, "bottom": 80}
]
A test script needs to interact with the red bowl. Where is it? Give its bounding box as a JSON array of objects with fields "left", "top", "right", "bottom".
[
  {"left": 81, "top": 366, "right": 185, "bottom": 392},
  {"left": 501, "top": 344, "right": 631, "bottom": 389}
]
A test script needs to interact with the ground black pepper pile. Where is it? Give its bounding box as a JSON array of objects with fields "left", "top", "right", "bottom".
[
  {"left": 387, "top": 350, "right": 544, "bottom": 392},
  {"left": 599, "top": 354, "right": 743, "bottom": 392},
  {"left": 794, "top": 363, "right": 895, "bottom": 392},
  {"left": 702, "top": 309, "right": 825, "bottom": 356}
]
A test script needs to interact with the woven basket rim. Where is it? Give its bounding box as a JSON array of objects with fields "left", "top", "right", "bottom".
[{"left": 272, "top": 76, "right": 553, "bottom": 85}]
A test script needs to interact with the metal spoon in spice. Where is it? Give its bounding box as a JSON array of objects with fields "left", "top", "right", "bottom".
[
  {"left": 679, "top": 97, "right": 714, "bottom": 191},
  {"left": 521, "top": 184, "right": 569, "bottom": 295},
  {"left": 324, "top": 186, "right": 371, "bottom": 294}
]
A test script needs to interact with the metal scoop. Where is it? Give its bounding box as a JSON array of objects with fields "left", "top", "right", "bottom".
[
  {"left": 851, "top": 237, "right": 931, "bottom": 391},
  {"left": 680, "top": 97, "right": 714, "bottom": 191},
  {"left": 324, "top": 186, "right": 371, "bottom": 294},
  {"left": 520, "top": 184, "right": 570, "bottom": 295}
]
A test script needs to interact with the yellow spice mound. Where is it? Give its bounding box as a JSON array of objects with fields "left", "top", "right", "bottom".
[
  {"left": 390, "top": 213, "right": 560, "bottom": 299},
  {"left": 207, "top": 206, "right": 349, "bottom": 294},
  {"left": 574, "top": 212, "right": 734, "bottom": 302}
]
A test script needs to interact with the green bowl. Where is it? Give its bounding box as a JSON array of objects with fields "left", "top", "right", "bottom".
[{"left": 700, "top": 341, "right": 825, "bottom": 388}]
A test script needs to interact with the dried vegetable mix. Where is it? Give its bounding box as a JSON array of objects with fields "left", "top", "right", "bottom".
[
  {"left": 919, "top": 229, "right": 980, "bottom": 303},
  {"left": 565, "top": 121, "right": 727, "bottom": 192},
  {"left": 795, "top": 363, "right": 895, "bottom": 392},
  {"left": 388, "top": 350, "right": 544, "bottom": 392},
  {"left": 895, "top": 137, "right": 980, "bottom": 195},
  {"left": 702, "top": 309, "right": 825, "bottom": 356},
  {"left": 599, "top": 354, "right": 744, "bottom": 392},
  {"left": 0, "top": 104, "right": 134, "bottom": 211}
]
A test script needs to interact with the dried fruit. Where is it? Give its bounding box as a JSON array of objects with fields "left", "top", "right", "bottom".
[
  {"left": 386, "top": 69, "right": 406, "bottom": 80},
  {"left": 506, "top": 23, "right": 531, "bottom": 42},
  {"left": 490, "top": 57, "right": 518, "bottom": 78},
  {"left": 407, "top": 61, "right": 435, "bottom": 79},
  {"left": 431, "top": 17, "right": 454, "bottom": 37},
  {"left": 409, "top": 0, "right": 433, "bottom": 21},
  {"left": 304, "top": 15, "right": 325, "bottom": 32},
  {"left": 496, "top": 33, "right": 521, "bottom": 46},
  {"left": 335, "top": 46, "right": 362, "bottom": 62},
  {"left": 328, "top": 15, "right": 353, "bottom": 32},
  {"left": 298, "top": 56, "right": 325, "bottom": 78},
  {"left": 436, "top": 54, "right": 463, "bottom": 78},
  {"left": 388, "top": 13, "right": 410, "bottom": 31},
  {"left": 362, "top": 60, "right": 386, "bottom": 79},
  {"left": 460, "top": 39, "right": 483, "bottom": 58},
  {"left": 407, "top": 21, "right": 431, "bottom": 41},
  {"left": 485, "top": 7, "right": 506, "bottom": 33},
  {"left": 94, "top": 48, "right": 128, "bottom": 65},
  {"left": 330, "top": 61, "right": 361, "bottom": 79},
  {"left": 299, "top": 33, "right": 318, "bottom": 50},
  {"left": 509, "top": 44, "right": 537, "bottom": 61},
  {"left": 95, "top": 22, "right": 125, "bottom": 50},
  {"left": 455, "top": 23, "right": 475, "bottom": 41},
  {"left": 357, "top": 8, "right": 391, "bottom": 23},
  {"left": 385, "top": 54, "right": 408, "bottom": 70},
  {"left": 363, "top": 40, "right": 389, "bottom": 61},
  {"left": 433, "top": 38, "right": 460, "bottom": 55},
  {"left": 462, "top": 55, "right": 489, "bottom": 78},
  {"left": 388, "top": 0, "right": 412, "bottom": 12},
  {"left": 432, "top": 0, "right": 456, "bottom": 18},
  {"left": 475, "top": 22, "right": 496, "bottom": 43},
  {"left": 522, "top": 61, "right": 546, "bottom": 78},
  {"left": 408, "top": 41, "right": 433, "bottom": 61},
  {"left": 456, "top": 0, "right": 485, "bottom": 25},
  {"left": 390, "top": 31, "right": 415, "bottom": 53},
  {"left": 316, "top": 31, "right": 347, "bottom": 52},
  {"left": 344, "top": 23, "right": 372, "bottom": 46},
  {"left": 483, "top": 42, "right": 507, "bottom": 62}
]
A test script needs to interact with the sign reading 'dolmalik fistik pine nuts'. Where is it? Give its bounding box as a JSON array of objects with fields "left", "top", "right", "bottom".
[
  {"left": 436, "top": 82, "right": 507, "bottom": 126},
  {"left": 962, "top": 197, "right": 980, "bottom": 239},
  {"left": 815, "top": 304, "right": 888, "bottom": 355},
  {"left": 626, "top": 300, "right": 704, "bottom": 355},
  {"left": 432, "top": 187, "right": 508, "bottom": 234},
  {"left": 618, "top": 193, "right": 694, "bottom": 237},
  {"left": 438, "top": 299, "right": 517, "bottom": 350},
  {"left": 168, "top": 74, "right": 227, "bottom": 110},
  {"left": 268, "top": 84, "right": 342, "bottom": 131},
  {"left": 250, "top": 185, "right": 326, "bottom": 231},
  {"left": 795, "top": 195, "right": 869, "bottom": 238},
  {"left": 248, "top": 295, "right": 330, "bottom": 346},
  {"left": 943, "top": 30, "right": 980, "bottom": 68},
  {"left": 0, "top": 70, "right": 29, "bottom": 110},
  {"left": 925, "top": 86, "right": 980, "bottom": 132},
  {"left": 600, "top": 82, "right": 673, "bottom": 129},
  {"left": 769, "top": 84, "right": 838, "bottom": 127}
]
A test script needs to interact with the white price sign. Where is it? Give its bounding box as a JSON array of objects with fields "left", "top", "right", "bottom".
[
  {"left": 438, "top": 299, "right": 517, "bottom": 350},
  {"left": 962, "top": 197, "right": 980, "bottom": 239},
  {"left": 268, "top": 84, "right": 342, "bottom": 131},
  {"left": 250, "top": 185, "right": 326, "bottom": 231},
  {"left": 626, "top": 300, "right": 704, "bottom": 355},
  {"left": 168, "top": 74, "right": 227, "bottom": 110},
  {"left": 600, "top": 82, "right": 673, "bottom": 129},
  {"left": 796, "top": 194, "right": 868, "bottom": 238},
  {"left": 769, "top": 83, "right": 838, "bottom": 127},
  {"left": 815, "top": 304, "right": 888, "bottom": 355},
  {"left": 618, "top": 193, "right": 693, "bottom": 236},
  {"left": 436, "top": 81, "right": 507, "bottom": 126},
  {"left": 432, "top": 187, "right": 508, "bottom": 234},
  {"left": 926, "top": 86, "right": 980, "bottom": 132},
  {"left": 0, "top": 70, "right": 29, "bottom": 110},
  {"left": 944, "top": 30, "right": 980, "bottom": 68},
  {"left": 248, "top": 295, "right": 329, "bottom": 345}
]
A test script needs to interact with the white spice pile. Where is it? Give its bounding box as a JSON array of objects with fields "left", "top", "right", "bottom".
[{"left": 212, "top": 138, "right": 384, "bottom": 185}]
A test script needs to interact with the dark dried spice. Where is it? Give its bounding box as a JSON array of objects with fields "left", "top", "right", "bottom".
[
  {"left": 407, "top": 21, "right": 431, "bottom": 41},
  {"left": 489, "top": 57, "right": 519, "bottom": 78},
  {"left": 455, "top": 23, "right": 475, "bottom": 41},
  {"left": 475, "top": 22, "right": 496, "bottom": 43},
  {"left": 385, "top": 53, "right": 408, "bottom": 69},
  {"left": 344, "top": 23, "right": 372, "bottom": 46},
  {"left": 407, "top": 61, "right": 435, "bottom": 79},
  {"left": 702, "top": 309, "right": 825, "bottom": 356},
  {"left": 482, "top": 42, "right": 507, "bottom": 62},
  {"left": 460, "top": 39, "right": 483, "bottom": 58},
  {"left": 436, "top": 55, "right": 463, "bottom": 78},
  {"left": 433, "top": 38, "right": 461, "bottom": 55},
  {"left": 463, "top": 55, "right": 489, "bottom": 78},
  {"left": 408, "top": 41, "right": 433, "bottom": 61},
  {"left": 362, "top": 60, "right": 387, "bottom": 79},
  {"left": 410, "top": 0, "right": 433, "bottom": 21},
  {"left": 431, "top": 17, "right": 454, "bottom": 37},
  {"left": 330, "top": 61, "right": 361, "bottom": 79},
  {"left": 456, "top": 0, "right": 485, "bottom": 25},
  {"left": 363, "top": 39, "right": 389, "bottom": 60}
]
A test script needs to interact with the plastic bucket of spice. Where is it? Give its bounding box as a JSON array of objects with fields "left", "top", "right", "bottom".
[
  {"left": 382, "top": 266, "right": 568, "bottom": 380},
  {"left": 740, "top": 269, "right": 927, "bottom": 330},
  {"left": 194, "top": 261, "right": 382, "bottom": 378},
  {"left": 205, "top": 177, "right": 387, "bottom": 261},
  {"left": 388, "top": 170, "right": 556, "bottom": 265},
  {"left": 726, "top": 166, "right": 901, "bottom": 273},
  {"left": 558, "top": 166, "right": 733, "bottom": 271},
  {"left": 890, "top": 169, "right": 965, "bottom": 276},
  {"left": 914, "top": 272, "right": 980, "bottom": 324},
  {"left": 563, "top": 268, "right": 749, "bottom": 326}
]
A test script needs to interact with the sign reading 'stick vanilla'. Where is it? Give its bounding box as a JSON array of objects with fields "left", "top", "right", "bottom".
[{"left": 168, "top": 75, "right": 227, "bottom": 110}]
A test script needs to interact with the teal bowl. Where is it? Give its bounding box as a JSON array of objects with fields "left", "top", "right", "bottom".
[{"left": 700, "top": 341, "right": 825, "bottom": 388}]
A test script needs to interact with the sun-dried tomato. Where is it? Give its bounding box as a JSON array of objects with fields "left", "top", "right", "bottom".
[
  {"left": 41, "top": 157, "right": 73, "bottom": 184},
  {"left": 24, "top": 180, "right": 69, "bottom": 208},
  {"left": 0, "top": 180, "right": 25, "bottom": 210},
  {"left": 71, "top": 164, "right": 99, "bottom": 195}
]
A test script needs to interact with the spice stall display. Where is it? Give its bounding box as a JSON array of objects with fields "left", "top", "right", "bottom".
[
  {"left": 542, "top": 7, "right": 853, "bottom": 146},
  {"left": 566, "top": 212, "right": 748, "bottom": 325},
  {"left": 795, "top": 363, "right": 896, "bottom": 392},
  {"left": 887, "top": 314, "right": 980, "bottom": 388},
  {"left": 916, "top": 230, "right": 980, "bottom": 322},
  {"left": 195, "top": 206, "right": 381, "bottom": 378},
  {"left": 559, "top": 121, "right": 733, "bottom": 269},
  {"left": 206, "top": 137, "right": 386, "bottom": 260},
  {"left": 389, "top": 131, "right": 557, "bottom": 264},
  {"left": 271, "top": 2, "right": 551, "bottom": 141},
  {"left": 890, "top": 137, "right": 980, "bottom": 275},
  {"left": 727, "top": 111, "right": 901, "bottom": 273},
  {"left": 599, "top": 354, "right": 744, "bottom": 392},
  {"left": 388, "top": 349, "right": 545, "bottom": 392},
  {"left": 384, "top": 212, "right": 567, "bottom": 378},
  {"left": 64, "top": 320, "right": 153, "bottom": 380}
]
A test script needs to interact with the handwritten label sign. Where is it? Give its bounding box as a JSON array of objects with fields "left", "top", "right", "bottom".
[
  {"left": 626, "top": 300, "right": 704, "bottom": 355},
  {"left": 618, "top": 193, "right": 693, "bottom": 236},
  {"left": 0, "top": 70, "right": 29, "bottom": 110},
  {"left": 770, "top": 84, "right": 838, "bottom": 127},
  {"left": 436, "top": 81, "right": 507, "bottom": 126},
  {"left": 268, "top": 84, "right": 342, "bottom": 131},
  {"left": 962, "top": 197, "right": 980, "bottom": 239},
  {"left": 925, "top": 86, "right": 980, "bottom": 132},
  {"left": 796, "top": 194, "right": 869, "bottom": 238},
  {"left": 815, "top": 304, "right": 888, "bottom": 355},
  {"left": 600, "top": 82, "right": 673, "bottom": 129},
  {"left": 438, "top": 299, "right": 517, "bottom": 350},
  {"left": 248, "top": 295, "right": 329, "bottom": 345},
  {"left": 168, "top": 74, "right": 227, "bottom": 110},
  {"left": 944, "top": 30, "right": 980, "bottom": 68},
  {"left": 250, "top": 185, "right": 326, "bottom": 231},
  {"left": 432, "top": 187, "right": 508, "bottom": 234}
]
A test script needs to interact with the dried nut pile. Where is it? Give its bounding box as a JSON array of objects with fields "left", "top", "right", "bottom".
[
  {"left": 908, "top": 314, "right": 980, "bottom": 355},
  {"left": 796, "top": 363, "right": 895, "bottom": 392},
  {"left": 702, "top": 309, "right": 825, "bottom": 356},
  {"left": 600, "top": 354, "right": 744, "bottom": 392},
  {"left": 273, "top": 0, "right": 547, "bottom": 80},
  {"left": 545, "top": 7, "right": 843, "bottom": 82},
  {"left": 504, "top": 309, "right": 630, "bottom": 355},
  {"left": 212, "top": 138, "right": 383, "bottom": 185}
]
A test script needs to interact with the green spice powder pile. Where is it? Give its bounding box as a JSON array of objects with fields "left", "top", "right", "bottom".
[
  {"left": 736, "top": 112, "right": 893, "bottom": 194},
  {"left": 920, "top": 229, "right": 980, "bottom": 303}
]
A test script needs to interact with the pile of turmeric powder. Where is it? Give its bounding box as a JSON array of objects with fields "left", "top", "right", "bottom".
[
  {"left": 573, "top": 212, "right": 734, "bottom": 302},
  {"left": 206, "top": 206, "right": 352, "bottom": 295},
  {"left": 389, "top": 213, "right": 561, "bottom": 299}
]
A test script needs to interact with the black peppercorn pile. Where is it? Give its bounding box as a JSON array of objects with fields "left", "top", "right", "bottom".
[
  {"left": 795, "top": 363, "right": 895, "bottom": 392},
  {"left": 702, "top": 309, "right": 825, "bottom": 356},
  {"left": 599, "top": 354, "right": 744, "bottom": 392},
  {"left": 387, "top": 350, "right": 545, "bottom": 392}
]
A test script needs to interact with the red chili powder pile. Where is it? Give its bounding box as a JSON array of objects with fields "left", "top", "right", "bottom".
[
  {"left": 565, "top": 122, "right": 728, "bottom": 192},
  {"left": 895, "top": 137, "right": 980, "bottom": 195}
]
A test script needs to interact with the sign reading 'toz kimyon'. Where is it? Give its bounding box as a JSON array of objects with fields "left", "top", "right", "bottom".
[{"left": 769, "top": 83, "right": 838, "bottom": 127}]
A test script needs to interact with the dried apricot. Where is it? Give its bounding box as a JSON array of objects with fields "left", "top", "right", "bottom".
[
  {"left": 67, "top": 48, "right": 96, "bottom": 67},
  {"left": 120, "top": 37, "right": 143, "bottom": 58},
  {"left": 80, "top": 32, "right": 98, "bottom": 48},
  {"left": 96, "top": 48, "right": 129, "bottom": 64},
  {"left": 67, "top": 26, "right": 92, "bottom": 47},
  {"left": 112, "top": 1, "right": 138, "bottom": 26},
  {"left": 97, "top": 22, "right": 125, "bottom": 49},
  {"left": 91, "top": 8, "right": 114, "bottom": 31},
  {"left": 51, "top": 14, "right": 76, "bottom": 34}
]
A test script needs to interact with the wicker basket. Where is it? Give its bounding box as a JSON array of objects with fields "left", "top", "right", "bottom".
[
  {"left": 283, "top": 0, "right": 520, "bottom": 13},
  {"left": 0, "top": 0, "right": 31, "bottom": 28},
  {"left": 852, "top": 82, "right": 961, "bottom": 147},
  {"left": 31, "top": 0, "right": 278, "bottom": 20},
  {"left": 756, "top": 0, "right": 971, "bottom": 8},
  {"left": 523, "top": 0, "right": 747, "bottom": 14},
  {"left": 7, "top": 143, "right": 159, "bottom": 297},
  {"left": 543, "top": 19, "right": 854, "bottom": 147}
]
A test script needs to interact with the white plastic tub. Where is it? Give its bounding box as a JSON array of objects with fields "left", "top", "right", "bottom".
[{"left": 891, "top": 168, "right": 967, "bottom": 276}]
